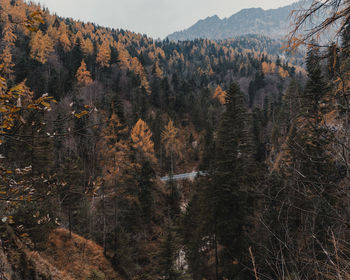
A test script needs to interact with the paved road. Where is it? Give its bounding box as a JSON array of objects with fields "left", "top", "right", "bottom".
[{"left": 160, "top": 171, "right": 207, "bottom": 182}]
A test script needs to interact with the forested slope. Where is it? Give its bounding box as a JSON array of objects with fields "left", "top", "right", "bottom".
[{"left": 3, "top": 0, "right": 350, "bottom": 279}]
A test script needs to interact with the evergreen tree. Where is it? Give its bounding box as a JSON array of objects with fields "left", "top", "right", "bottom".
[{"left": 212, "top": 83, "right": 258, "bottom": 279}]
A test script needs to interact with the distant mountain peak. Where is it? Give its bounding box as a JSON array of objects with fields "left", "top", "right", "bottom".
[{"left": 167, "top": 1, "right": 307, "bottom": 41}]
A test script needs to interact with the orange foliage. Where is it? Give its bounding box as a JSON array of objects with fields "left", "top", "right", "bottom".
[
  {"left": 0, "top": 46, "right": 14, "bottom": 76},
  {"left": 96, "top": 40, "right": 111, "bottom": 68},
  {"left": 153, "top": 60, "right": 164, "bottom": 79},
  {"left": 2, "top": 24, "right": 17, "bottom": 46},
  {"left": 278, "top": 66, "right": 289, "bottom": 78},
  {"left": 213, "top": 85, "right": 227, "bottom": 104},
  {"left": 131, "top": 118, "right": 157, "bottom": 164},
  {"left": 76, "top": 59, "right": 93, "bottom": 87},
  {"left": 29, "top": 30, "right": 54, "bottom": 64},
  {"left": 81, "top": 37, "right": 94, "bottom": 56},
  {"left": 58, "top": 22, "right": 71, "bottom": 52},
  {"left": 97, "top": 112, "right": 135, "bottom": 186},
  {"left": 161, "top": 120, "right": 183, "bottom": 160},
  {"left": 42, "top": 228, "right": 122, "bottom": 280},
  {"left": 262, "top": 61, "right": 276, "bottom": 74}
]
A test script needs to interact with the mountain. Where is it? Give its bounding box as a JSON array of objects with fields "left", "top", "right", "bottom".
[{"left": 167, "top": 1, "right": 307, "bottom": 41}]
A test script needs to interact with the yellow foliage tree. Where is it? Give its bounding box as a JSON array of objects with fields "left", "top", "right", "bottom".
[
  {"left": 96, "top": 40, "right": 111, "bottom": 68},
  {"left": 76, "top": 59, "right": 93, "bottom": 87},
  {"left": 262, "top": 61, "right": 277, "bottom": 74},
  {"left": 29, "top": 30, "right": 54, "bottom": 64},
  {"left": 47, "top": 25, "right": 59, "bottom": 41},
  {"left": 161, "top": 120, "right": 182, "bottom": 173},
  {"left": 131, "top": 119, "right": 156, "bottom": 164},
  {"left": 2, "top": 24, "right": 17, "bottom": 46},
  {"left": 0, "top": 46, "right": 14, "bottom": 77},
  {"left": 81, "top": 37, "right": 94, "bottom": 56},
  {"left": 153, "top": 60, "right": 163, "bottom": 79},
  {"left": 58, "top": 22, "right": 71, "bottom": 52},
  {"left": 278, "top": 67, "right": 289, "bottom": 78},
  {"left": 213, "top": 85, "right": 227, "bottom": 104},
  {"left": 98, "top": 112, "right": 131, "bottom": 184}
]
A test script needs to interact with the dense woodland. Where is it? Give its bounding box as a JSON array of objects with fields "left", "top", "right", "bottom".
[{"left": 1, "top": 0, "right": 350, "bottom": 279}]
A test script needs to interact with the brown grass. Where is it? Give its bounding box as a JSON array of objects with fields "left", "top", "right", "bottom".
[{"left": 41, "top": 228, "right": 122, "bottom": 280}]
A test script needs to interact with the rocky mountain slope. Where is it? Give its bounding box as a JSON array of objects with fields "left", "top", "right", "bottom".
[{"left": 167, "top": 1, "right": 308, "bottom": 41}]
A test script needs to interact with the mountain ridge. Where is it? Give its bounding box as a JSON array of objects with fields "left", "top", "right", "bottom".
[{"left": 167, "top": 1, "right": 308, "bottom": 41}]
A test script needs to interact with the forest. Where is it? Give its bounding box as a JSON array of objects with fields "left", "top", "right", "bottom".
[{"left": 0, "top": 0, "right": 350, "bottom": 279}]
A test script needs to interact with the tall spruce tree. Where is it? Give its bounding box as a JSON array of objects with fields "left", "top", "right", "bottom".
[{"left": 212, "top": 83, "right": 258, "bottom": 279}]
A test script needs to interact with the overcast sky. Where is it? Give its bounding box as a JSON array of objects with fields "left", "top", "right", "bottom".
[{"left": 30, "top": 0, "right": 298, "bottom": 39}]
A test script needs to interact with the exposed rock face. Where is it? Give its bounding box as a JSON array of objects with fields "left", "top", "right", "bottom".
[{"left": 167, "top": 1, "right": 310, "bottom": 41}]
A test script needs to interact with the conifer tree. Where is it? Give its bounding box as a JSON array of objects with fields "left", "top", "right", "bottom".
[
  {"left": 213, "top": 85, "right": 226, "bottom": 104},
  {"left": 0, "top": 46, "right": 14, "bottom": 77},
  {"left": 265, "top": 46, "right": 340, "bottom": 278},
  {"left": 96, "top": 40, "right": 111, "bottom": 68},
  {"left": 76, "top": 59, "right": 93, "bottom": 87},
  {"left": 58, "top": 22, "right": 71, "bottom": 52},
  {"left": 81, "top": 37, "right": 94, "bottom": 57},
  {"left": 29, "top": 30, "right": 54, "bottom": 64},
  {"left": 212, "top": 83, "right": 258, "bottom": 279},
  {"left": 287, "top": 45, "right": 338, "bottom": 246},
  {"left": 161, "top": 120, "right": 182, "bottom": 174},
  {"left": 131, "top": 118, "right": 156, "bottom": 164}
]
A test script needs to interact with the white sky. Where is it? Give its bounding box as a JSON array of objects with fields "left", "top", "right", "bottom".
[{"left": 30, "top": 0, "right": 298, "bottom": 39}]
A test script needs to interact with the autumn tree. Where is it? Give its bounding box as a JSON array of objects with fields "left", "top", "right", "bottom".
[
  {"left": 96, "top": 40, "right": 111, "bottom": 68},
  {"left": 131, "top": 118, "right": 157, "bottom": 164},
  {"left": 58, "top": 21, "right": 71, "bottom": 52},
  {"left": 1, "top": 24, "right": 17, "bottom": 46},
  {"left": 288, "top": 0, "right": 349, "bottom": 49},
  {"left": 29, "top": 30, "right": 54, "bottom": 64},
  {"left": 161, "top": 120, "right": 182, "bottom": 174},
  {"left": 81, "top": 37, "right": 94, "bottom": 57},
  {"left": 213, "top": 85, "right": 226, "bottom": 104},
  {"left": 76, "top": 59, "right": 93, "bottom": 86},
  {"left": 0, "top": 46, "right": 14, "bottom": 77}
]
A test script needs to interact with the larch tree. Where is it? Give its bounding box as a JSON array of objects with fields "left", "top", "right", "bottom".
[
  {"left": 131, "top": 118, "right": 157, "bottom": 164},
  {"left": 81, "top": 37, "right": 94, "bottom": 57},
  {"left": 2, "top": 24, "right": 17, "bottom": 46},
  {"left": 161, "top": 120, "right": 182, "bottom": 174},
  {"left": 96, "top": 40, "right": 111, "bottom": 68},
  {"left": 0, "top": 45, "right": 14, "bottom": 77},
  {"left": 29, "top": 30, "right": 54, "bottom": 64},
  {"left": 76, "top": 59, "right": 93, "bottom": 87},
  {"left": 58, "top": 21, "right": 71, "bottom": 52},
  {"left": 213, "top": 85, "right": 226, "bottom": 104}
]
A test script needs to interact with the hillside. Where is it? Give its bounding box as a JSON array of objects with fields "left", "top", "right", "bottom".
[
  {"left": 4, "top": 0, "right": 350, "bottom": 279},
  {"left": 167, "top": 1, "right": 308, "bottom": 41},
  {"left": 0, "top": 225, "right": 122, "bottom": 280}
]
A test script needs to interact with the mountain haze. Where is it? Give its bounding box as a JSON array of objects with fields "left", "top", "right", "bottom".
[{"left": 167, "top": 1, "right": 306, "bottom": 41}]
